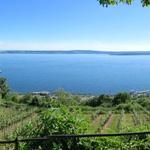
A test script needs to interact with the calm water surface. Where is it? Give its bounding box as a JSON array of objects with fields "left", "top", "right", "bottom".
[{"left": 0, "top": 54, "right": 150, "bottom": 94}]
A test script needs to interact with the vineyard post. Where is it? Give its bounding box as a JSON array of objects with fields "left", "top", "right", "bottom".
[{"left": 15, "top": 137, "right": 19, "bottom": 150}]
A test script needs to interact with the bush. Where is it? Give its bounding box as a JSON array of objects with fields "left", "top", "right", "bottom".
[
  {"left": 30, "top": 96, "right": 39, "bottom": 106},
  {"left": 116, "top": 102, "right": 142, "bottom": 112},
  {"left": 85, "top": 94, "right": 112, "bottom": 107},
  {"left": 112, "top": 92, "right": 130, "bottom": 106},
  {"left": 13, "top": 107, "right": 88, "bottom": 150},
  {"left": 0, "top": 77, "right": 9, "bottom": 99},
  {"left": 21, "top": 94, "right": 33, "bottom": 104},
  {"left": 137, "top": 98, "right": 150, "bottom": 111}
]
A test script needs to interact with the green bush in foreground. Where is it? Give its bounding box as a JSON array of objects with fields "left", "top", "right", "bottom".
[
  {"left": 11, "top": 107, "right": 88, "bottom": 150},
  {"left": 8, "top": 106, "right": 150, "bottom": 150}
]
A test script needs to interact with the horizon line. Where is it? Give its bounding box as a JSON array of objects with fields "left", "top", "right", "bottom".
[
  {"left": 1, "top": 50, "right": 150, "bottom": 55},
  {"left": 1, "top": 50, "right": 150, "bottom": 52}
]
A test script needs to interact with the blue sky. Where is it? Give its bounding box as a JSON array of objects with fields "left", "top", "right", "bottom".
[{"left": 0, "top": 0, "right": 150, "bottom": 51}]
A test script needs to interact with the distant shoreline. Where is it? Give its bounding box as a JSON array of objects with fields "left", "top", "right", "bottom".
[{"left": 1, "top": 50, "right": 150, "bottom": 55}]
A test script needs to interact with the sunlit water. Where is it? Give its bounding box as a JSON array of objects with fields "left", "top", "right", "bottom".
[{"left": 0, "top": 53, "right": 150, "bottom": 94}]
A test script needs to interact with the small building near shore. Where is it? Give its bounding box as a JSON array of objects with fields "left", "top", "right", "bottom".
[{"left": 31, "top": 91, "right": 49, "bottom": 96}]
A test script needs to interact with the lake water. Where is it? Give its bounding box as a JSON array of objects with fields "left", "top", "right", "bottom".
[{"left": 0, "top": 53, "right": 150, "bottom": 94}]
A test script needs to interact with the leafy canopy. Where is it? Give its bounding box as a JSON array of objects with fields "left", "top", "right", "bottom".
[{"left": 97, "top": 0, "right": 150, "bottom": 7}]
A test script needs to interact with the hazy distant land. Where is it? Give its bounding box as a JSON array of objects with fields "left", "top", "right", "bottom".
[{"left": 0, "top": 50, "right": 150, "bottom": 55}]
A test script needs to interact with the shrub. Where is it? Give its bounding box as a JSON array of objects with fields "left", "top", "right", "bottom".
[
  {"left": 21, "top": 94, "right": 33, "bottom": 104},
  {"left": 85, "top": 94, "right": 112, "bottom": 107},
  {"left": 0, "top": 77, "right": 9, "bottom": 99},
  {"left": 13, "top": 107, "right": 88, "bottom": 150},
  {"left": 112, "top": 92, "right": 130, "bottom": 106}
]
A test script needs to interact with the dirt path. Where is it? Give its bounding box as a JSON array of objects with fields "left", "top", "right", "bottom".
[
  {"left": 0, "top": 112, "right": 37, "bottom": 140},
  {"left": 92, "top": 114, "right": 101, "bottom": 125},
  {"left": 101, "top": 114, "right": 113, "bottom": 133}
]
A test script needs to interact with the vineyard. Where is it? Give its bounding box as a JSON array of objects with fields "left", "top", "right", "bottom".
[
  {"left": 0, "top": 78, "right": 150, "bottom": 149},
  {"left": 0, "top": 103, "right": 149, "bottom": 150},
  {"left": 0, "top": 101, "right": 39, "bottom": 140},
  {"left": 84, "top": 109, "right": 150, "bottom": 134},
  {"left": 1, "top": 101, "right": 150, "bottom": 140}
]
